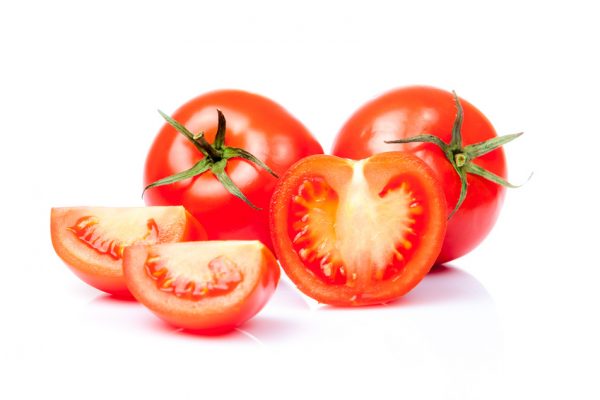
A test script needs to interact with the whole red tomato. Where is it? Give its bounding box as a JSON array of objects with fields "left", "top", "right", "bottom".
[
  {"left": 144, "top": 90, "right": 323, "bottom": 250},
  {"left": 332, "top": 86, "right": 521, "bottom": 264}
]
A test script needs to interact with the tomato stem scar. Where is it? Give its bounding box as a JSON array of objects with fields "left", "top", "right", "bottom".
[{"left": 454, "top": 153, "right": 467, "bottom": 167}]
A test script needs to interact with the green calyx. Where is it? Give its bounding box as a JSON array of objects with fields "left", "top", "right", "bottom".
[
  {"left": 386, "top": 91, "right": 525, "bottom": 219},
  {"left": 143, "top": 109, "right": 278, "bottom": 210}
]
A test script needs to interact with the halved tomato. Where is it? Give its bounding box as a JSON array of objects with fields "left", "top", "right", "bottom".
[
  {"left": 123, "top": 241, "right": 279, "bottom": 333},
  {"left": 270, "top": 152, "right": 447, "bottom": 306},
  {"left": 50, "top": 206, "right": 206, "bottom": 296}
]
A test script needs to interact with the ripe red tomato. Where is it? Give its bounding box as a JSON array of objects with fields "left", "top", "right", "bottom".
[
  {"left": 123, "top": 240, "right": 279, "bottom": 333},
  {"left": 50, "top": 206, "right": 206, "bottom": 296},
  {"left": 270, "top": 152, "right": 447, "bottom": 306},
  {"left": 332, "top": 86, "right": 521, "bottom": 264},
  {"left": 143, "top": 90, "right": 323, "bottom": 250}
]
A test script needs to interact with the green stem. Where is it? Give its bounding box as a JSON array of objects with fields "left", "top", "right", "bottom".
[
  {"left": 211, "top": 159, "right": 261, "bottom": 210},
  {"left": 384, "top": 90, "right": 525, "bottom": 219},
  {"left": 454, "top": 153, "right": 468, "bottom": 167},
  {"left": 158, "top": 110, "right": 208, "bottom": 157},
  {"left": 145, "top": 109, "right": 278, "bottom": 210},
  {"left": 194, "top": 133, "right": 222, "bottom": 162}
]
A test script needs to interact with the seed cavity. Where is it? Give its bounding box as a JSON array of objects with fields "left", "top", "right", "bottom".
[
  {"left": 290, "top": 177, "right": 346, "bottom": 284},
  {"left": 68, "top": 216, "right": 159, "bottom": 260},
  {"left": 144, "top": 253, "right": 242, "bottom": 301},
  {"left": 290, "top": 168, "right": 429, "bottom": 287}
]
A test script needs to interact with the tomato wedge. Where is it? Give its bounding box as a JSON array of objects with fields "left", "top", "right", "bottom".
[
  {"left": 50, "top": 206, "right": 206, "bottom": 296},
  {"left": 123, "top": 241, "right": 279, "bottom": 333},
  {"left": 270, "top": 152, "right": 447, "bottom": 306}
]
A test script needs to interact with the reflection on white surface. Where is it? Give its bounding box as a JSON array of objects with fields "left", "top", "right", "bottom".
[
  {"left": 78, "top": 265, "right": 502, "bottom": 398},
  {"left": 246, "top": 265, "right": 500, "bottom": 344},
  {"left": 86, "top": 265, "right": 500, "bottom": 349},
  {"left": 249, "top": 265, "right": 502, "bottom": 398}
]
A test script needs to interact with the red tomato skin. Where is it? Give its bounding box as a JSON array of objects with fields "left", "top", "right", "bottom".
[
  {"left": 332, "top": 86, "right": 506, "bottom": 264},
  {"left": 144, "top": 90, "right": 323, "bottom": 250}
]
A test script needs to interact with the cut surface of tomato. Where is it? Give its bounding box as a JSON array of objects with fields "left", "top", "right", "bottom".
[
  {"left": 51, "top": 206, "right": 206, "bottom": 296},
  {"left": 270, "top": 153, "right": 447, "bottom": 306},
  {"left": 123, "top": 241, "right": 279, "bottom": 333}
]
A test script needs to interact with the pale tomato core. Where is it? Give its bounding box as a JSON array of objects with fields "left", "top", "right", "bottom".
[{"left": 288, "top": 159, "right": 427, "bottom": 288}]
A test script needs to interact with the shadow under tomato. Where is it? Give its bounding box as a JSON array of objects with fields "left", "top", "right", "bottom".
[
  {"left": 135, "top": 314, "right": 242, "bottom": 339},
  {"left": 300, "top": 264, "right": 501, "bottom": 375},
  {"left": 140, "top": 313, "right": 299, "bottom": 345},
  {"left": 91, "top": 292, "right": 137, "bottom": 303},
  {"left": 268, "top": 278, "right": 312, "bottom": 310},
  {"left": 237, "top": 315, "right": 304, "bottom": 342},
  {"left": 315, "top": 264, "right": 491, "bottom": 310},
  {"left": 429, "top": 263, "right": 455, "bottom": 274},
  {"left": 395, "top": 263, "right": 492, "bottom": 307}
]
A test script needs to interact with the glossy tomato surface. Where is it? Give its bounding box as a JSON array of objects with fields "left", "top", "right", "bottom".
[
  {"left": 144, "top": 90, "right": 323, "bottom": 250},
  {"left": 123, "top": 241, "right": 279, "bottom": 333},
  {"left": 270, "top": 153, "right": 447, "bottom": 306},
  {"left": 50, "top": 206, "right": 206, "bottom": 296},
  {"left": 332, "top": 86, "right": 507, "bottom": 263}
]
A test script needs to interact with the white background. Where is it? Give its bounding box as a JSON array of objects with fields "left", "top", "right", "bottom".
[{"left": 1, "top": 1, "right": 598, "bottom": 399}]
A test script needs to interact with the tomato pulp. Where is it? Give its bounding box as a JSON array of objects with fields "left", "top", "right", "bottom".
[{"left": 270, "top": 153, "right": 447, "bottom": 306}]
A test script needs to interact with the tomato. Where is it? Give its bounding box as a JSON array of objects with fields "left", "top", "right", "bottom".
[
  {"left": 332, "top": 86, "right": 522, "bottom": 264},
  {"left": 51, "top": 206, "right": 206, "bottom": 296},
  {"left": 123, "top": 241, "right": 279, "bottom": 333},
  {"left": 143, "top": 90, "right": 323, "bottom": 250},
  {"left": 270, "top": 152, "right": 447, "bottom": 306}
]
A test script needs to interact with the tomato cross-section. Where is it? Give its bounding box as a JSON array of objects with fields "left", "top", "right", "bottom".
[
  {"left": 270, "top": 153, "right": 447, "bottom": 306},
  {"left": 123, "top": 241, "right": 280, "bottom": 333}
]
